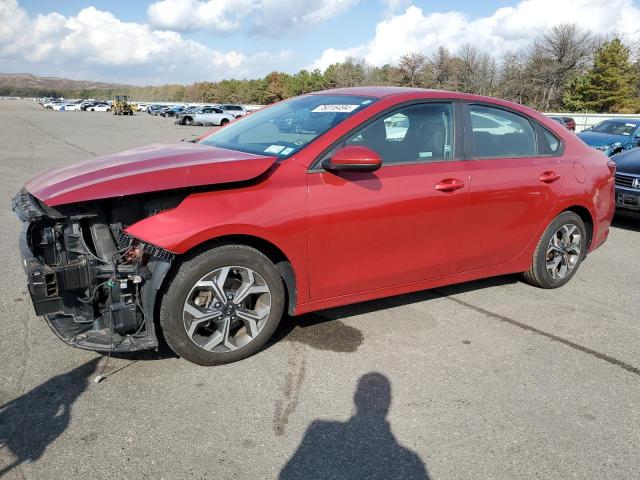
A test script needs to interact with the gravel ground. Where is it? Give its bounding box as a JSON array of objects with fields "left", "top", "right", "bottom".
[{"left": 0, "top": 99, "right": 639, "bottom": 480}]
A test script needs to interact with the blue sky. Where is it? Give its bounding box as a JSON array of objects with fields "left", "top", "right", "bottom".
[{"left": 4, "top": 0, "right": 640, "bottom": 85}]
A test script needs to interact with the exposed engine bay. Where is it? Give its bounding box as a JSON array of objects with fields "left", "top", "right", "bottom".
[{"left": 12, "top": 189, "right": 186, "bottom": 352}]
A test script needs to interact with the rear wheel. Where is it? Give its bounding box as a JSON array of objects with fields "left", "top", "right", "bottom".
[
  {"left": 160, "top": 245, "right": 285, "bottom": 365},
  {"left": 523, "top": 211, "right": 587, "bottom": 288},
  {"left": 220, "top": 118, "right": 230, "bottom": 126}
]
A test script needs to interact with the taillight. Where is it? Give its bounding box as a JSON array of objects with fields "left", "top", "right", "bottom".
[{"left": 607, "top": 160, "right": 616, "bottom": 173}]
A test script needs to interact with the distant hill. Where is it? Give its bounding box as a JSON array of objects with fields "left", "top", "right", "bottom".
[{"left": 0, "top": 73, "right": 131, "bottom": 93}]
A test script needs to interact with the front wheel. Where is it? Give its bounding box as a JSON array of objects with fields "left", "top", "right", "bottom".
[
  {"left": 160, "top": 245, "right": 285, "bottom": 365},
  {"left": 220, "top": 118, "right": 229, "bottom": 126},
  {"left": 523, "top": 211, "right": 587, "bottom": 288}
]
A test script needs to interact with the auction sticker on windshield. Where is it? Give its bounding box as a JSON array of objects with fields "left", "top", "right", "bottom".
[
  {"left": 312, "top": 104, "right": 360, "bottom": 113},
  {"left": 265, "top": 145, "right": 285, "bottom": 154}
]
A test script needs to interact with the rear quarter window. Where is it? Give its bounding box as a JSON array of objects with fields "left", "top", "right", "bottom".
[{"left": 541, "top": 130, "right": 561, "bottom": 154}]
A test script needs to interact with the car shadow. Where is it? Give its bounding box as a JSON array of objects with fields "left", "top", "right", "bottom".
[
  {"left": 272, "top": 275, "right": 520, "bottom": 351},
  {"left": 107, "top": 340, "right": 178, "bottom": 362},
  {"left": 0, "top": 357, "right": 100, "bottom": 477},
  {"left": 611, "top": 211, "right": 640, "bottom": 232},
  {"left": 279, "top": 372, "right": 430, "bottom": 479},
  {"left": 116, "top": 275, "right": 519, "bottom": 361}
]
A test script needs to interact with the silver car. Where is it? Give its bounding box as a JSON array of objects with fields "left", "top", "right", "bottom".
[
  {"left": 192, "top": 107, "right": 235, "bottom": 126},
  {"left": 216, "top": 104, "right": 247, "bottom": 118}
]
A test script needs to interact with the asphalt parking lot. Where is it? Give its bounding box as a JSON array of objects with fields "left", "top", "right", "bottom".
[{"left": 0, "top": 99, "right": 639, "bottom": 479}]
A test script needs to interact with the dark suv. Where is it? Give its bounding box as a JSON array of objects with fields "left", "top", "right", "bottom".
[{"left": 612, "top": 148, "right": 640, "bottom": 212}]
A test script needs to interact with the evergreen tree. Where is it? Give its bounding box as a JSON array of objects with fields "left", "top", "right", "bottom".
[{"left": 563, "top": 38, "right": 636, "bottom": 112}]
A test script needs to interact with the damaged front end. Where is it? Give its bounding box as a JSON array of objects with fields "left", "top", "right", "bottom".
[{"left": 12, "top": 189, "right": 177, "bottom": 353}]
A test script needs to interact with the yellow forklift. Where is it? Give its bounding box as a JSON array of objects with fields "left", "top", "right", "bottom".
[{"left": 112, "top": 95, "right": 134, "bottom": 115}]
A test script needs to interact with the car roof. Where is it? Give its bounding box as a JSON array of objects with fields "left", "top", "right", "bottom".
[
  {"left": 310, "top": 86, "right": 537, "bottom": 113},
  {"left": 311, "top": 86, "right": 490, "bottom": 100}
]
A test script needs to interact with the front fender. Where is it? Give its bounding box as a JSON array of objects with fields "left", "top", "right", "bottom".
[{"left": 124, "top": 160, "right": 310, "bottom": 303}]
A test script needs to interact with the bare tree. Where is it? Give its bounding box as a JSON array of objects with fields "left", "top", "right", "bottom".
[
  {"left": 525, "top": 23, "right": 594, "bottom": 109},
  {"left": 456, "top": 44, "right": 497, "bottom": 95},
  {"left": 397, "top": 52, "right": 427, "bottom": 87}
]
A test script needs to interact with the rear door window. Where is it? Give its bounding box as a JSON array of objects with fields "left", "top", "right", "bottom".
[{"left": 469, "top": 105, "right": 537, "bottom": 158}]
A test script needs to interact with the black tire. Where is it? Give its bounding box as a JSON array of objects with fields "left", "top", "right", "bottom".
[
  {"left": 523, "top": 211, "right": 587, "bottom": 289},
  {"left": 220, "top": 118, "right": 230, "bottom": 126},
  {"left": 160, "top": 245, "right": 285, "bottom": 365},
  {"left": 184, "top": 116, "right": 193, "bottom": 126}
]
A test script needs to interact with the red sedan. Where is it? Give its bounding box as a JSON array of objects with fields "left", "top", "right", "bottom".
[{"left": 13, "top": 87, "right": 615, "bottom": 365}]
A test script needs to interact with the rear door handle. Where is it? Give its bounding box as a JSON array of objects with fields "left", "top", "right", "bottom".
[
  {"left": 539, "top": 171, "right": 561, "bottom": 183},
  {"left": 435, "top": 178, "right": 465, "bottom": 192}
]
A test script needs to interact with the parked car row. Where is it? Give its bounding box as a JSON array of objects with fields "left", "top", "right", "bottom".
[
  {"left": 39, "top": 98, "right": 113, "bottom": 112},
  {"left": 144, "top": 103, "right": 248, "bottom": 126}
]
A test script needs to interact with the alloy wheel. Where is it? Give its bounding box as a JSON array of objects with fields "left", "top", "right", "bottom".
[
  {"left": 545, "top": 224, "right": 582, "bottom": 279},
  {"left": 182, "top": 266, "right": 271, "bottom": 352}
]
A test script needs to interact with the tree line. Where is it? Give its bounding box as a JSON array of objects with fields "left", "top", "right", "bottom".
[{"left": 3, "top": 24, "right": 639, "bottom": 113}]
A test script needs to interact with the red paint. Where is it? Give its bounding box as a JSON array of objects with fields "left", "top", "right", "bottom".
[
  {"left": 327, "top": 145, "right": 382, "bottom": 170},
  {"left": 26, "top": 87, "right": 615, "bottom": 315},
  {"left": 26, "top": 143, "right": 276, "bottom": 206}
]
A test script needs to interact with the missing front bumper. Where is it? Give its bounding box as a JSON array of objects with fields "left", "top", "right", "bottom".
[{"left": 13, "top": 190, "right": 174, "bottom": 353}]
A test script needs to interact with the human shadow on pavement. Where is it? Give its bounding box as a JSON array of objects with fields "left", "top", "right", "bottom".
[
  {"left": 279, "top": 372, "right": 430, "bottom": 480},
  {"left": 0, "top": 357, "right": 100, "bottom": 477}
]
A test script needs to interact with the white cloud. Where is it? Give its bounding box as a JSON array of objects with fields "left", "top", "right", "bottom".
[
  {"left": 147, "top": 0, "right": 254, "bottom": 33},
  {"left": 147, "top": 0, "right": 359, "bottom": 36},
  {"left": 310, "top": 0, "right": 640, "bottom": 70},
  {"left": 379, "top": 0, "right": 410, "bottom": 16},
  {"left": 0, "top": 0, "right": 290, "bottom": 84}
]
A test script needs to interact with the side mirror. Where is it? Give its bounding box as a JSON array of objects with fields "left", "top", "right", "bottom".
[{"left": 322, "top": 146, "right": 382, "bottom": 173}]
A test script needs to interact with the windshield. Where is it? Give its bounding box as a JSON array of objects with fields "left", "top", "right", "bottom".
[
  {"left": 591, "top": 120, "right": 637, "bottom": 136},
  {"left": 199, "top": 94, "right": 376, "bottom": 158}
]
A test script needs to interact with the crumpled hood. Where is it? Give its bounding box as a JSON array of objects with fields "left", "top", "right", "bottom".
[
  {"left": 612, "top": 148, "right": 640, "bottom": 175},
  {"left": 577, "top": 131, "right": 631, "bottom": 148},
  {"left": 25, "top": 143, "right": 276, "bottom": 206}
]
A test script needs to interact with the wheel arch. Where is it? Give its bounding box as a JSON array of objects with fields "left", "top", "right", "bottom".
[
  {"left": 563, "top": 205, "right": 594, "bottom": 250},
  {"left": 180, "top": 234, "right": 298, "bottom": 315}
]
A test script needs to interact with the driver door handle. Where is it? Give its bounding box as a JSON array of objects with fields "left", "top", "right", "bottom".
[{"left": 435, "top": 178, "right": 465, "bottom": 192}]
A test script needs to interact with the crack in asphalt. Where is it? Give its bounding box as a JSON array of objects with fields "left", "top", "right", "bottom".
[
  {"left": 17, "top": 115, "right": 96, "bottom": 157},
  {"left": 273, "top": 344, "right": 307, "bottom": 436},
  {"left": 433, "top": 290, "right": 640, "bottom": 377}
]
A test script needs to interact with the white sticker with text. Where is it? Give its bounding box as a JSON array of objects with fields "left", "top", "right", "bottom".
[
  {"left": 265, "top": 145, "right": 285, "bottom": 154},
  {"left": 312, "top": 104, "right": 360, "bottom": 113}
]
